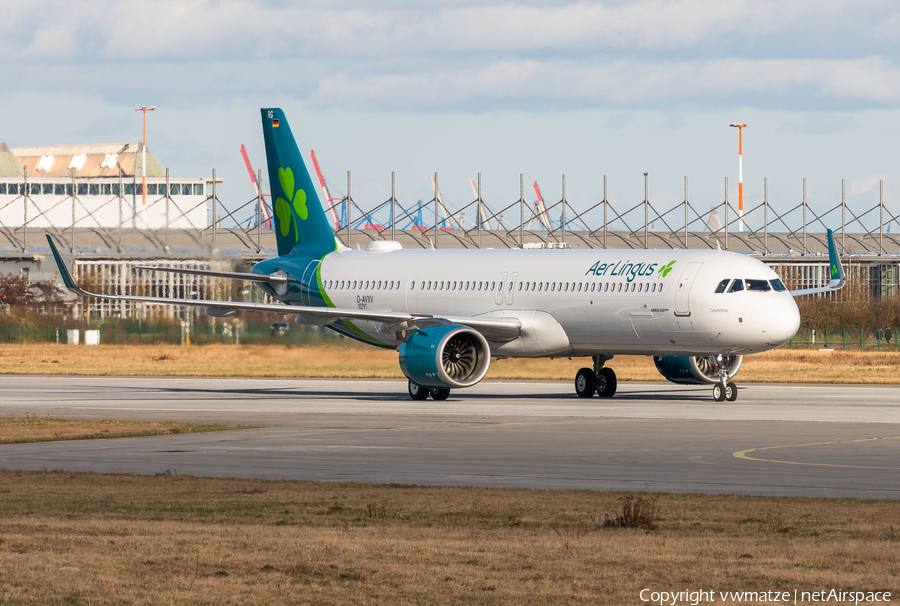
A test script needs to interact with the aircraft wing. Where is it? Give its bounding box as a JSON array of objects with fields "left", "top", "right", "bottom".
[
  {"left": 134, "top": 266, "right": 288, "bottom": 284},
  {"left": 789, "top": 229, "right": 846, "bottom": 297},
  {"left": 46, "top": 235, "right": 521, "bottom": 341}
]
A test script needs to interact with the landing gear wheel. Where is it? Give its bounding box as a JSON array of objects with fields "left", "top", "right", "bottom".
[
  {"left": 430, "top": 388, "right": 450, "bottom": 401},
  {"left": 596, "top": 367, "right": 617, "bottom": 398},
  {"left": 408, "top": 380, "right": 429, "bottom": 401},
  {"left": 713, "top": 383, "right": 725, "bottom": 402},
  {"left": 725, "top": 382, "right": 737, "bottom": 402},
  {"left": 575, "top": 368, "right": 597, "bottom": 398}
]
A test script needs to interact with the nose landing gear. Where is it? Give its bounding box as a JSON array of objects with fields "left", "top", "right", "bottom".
[{"left": 710, "top": 355, "right": 738, "bottom": 402}]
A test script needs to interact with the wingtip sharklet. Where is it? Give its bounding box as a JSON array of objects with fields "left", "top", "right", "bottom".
[
  {"left": 826, "top": 228, "right": 845, "bottom": 287},
  {"left": 45, "top": 234, "right": 82, "bottom": 294},
  {"left": 789, "top": 229, "right": 845, "bottom": 297}
]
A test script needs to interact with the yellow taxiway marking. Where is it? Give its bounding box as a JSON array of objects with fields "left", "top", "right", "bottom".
[{"left": 733, "top": 437, "right": 900, "bottom": 470}]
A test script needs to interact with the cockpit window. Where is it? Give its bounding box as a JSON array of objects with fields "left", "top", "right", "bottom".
[
  {"left": 770, "top": 279, "right": 787, "bottom": 292},
  {"left": 728, "top": 279, "right": 744, "bottom": 293},
  {"left": 746, "top": 279, "right": 771, "bottom": 292},
  {"left": 714, "top": 279, "right": 730, "bottom": 294}
]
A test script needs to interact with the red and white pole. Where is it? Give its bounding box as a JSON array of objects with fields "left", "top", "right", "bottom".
[
  {"left": 135, "top": 105, "right": 156, "bottom": 206},
  {"left": 730, "top": 122, "right": 746, "bottom": 231}
]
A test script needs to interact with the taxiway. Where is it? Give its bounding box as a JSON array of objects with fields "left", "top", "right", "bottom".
[{"left": 1, "top": 376, "right": 898, "bottom": 498}]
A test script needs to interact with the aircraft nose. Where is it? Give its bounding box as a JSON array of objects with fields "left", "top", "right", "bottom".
[{"left": 766, "top": 296, "right": 801, "bottom": 346}]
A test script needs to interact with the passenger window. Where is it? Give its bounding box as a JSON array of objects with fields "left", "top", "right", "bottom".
[
  {"left": 491, "top": 281, "right": 496, "bottom": 290},
  {"left": 410, "top": 281, "right": 415, "bottom": 290},
  {"left": 551, "top": 283, "right": 556, "bottom": 292},
  {"left": 715, "top": 279, "right": 730, "bottom": 294},
  {"left": 518, "top": 283, "right": 522, "bottom": 291},
  {"left": 746, "top": 279, "right": 771, "bottom": 292},
  {"left": 617, "top": 283, "right": 622, "bottom": 292},
  {"left": 659, "top": 284, "right": 663, "bottom": 293},
  {"left": 638, "top": 283, "right": 642, "bottom": 293},
  {"left": 728, "top": 279, "right": 744, "bottom": 293},
  {"left": 770, "top": 279, "right": 787, "bottom": 292}
]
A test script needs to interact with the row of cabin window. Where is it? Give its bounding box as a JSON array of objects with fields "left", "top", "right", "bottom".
[
  {"left": 714, "top": 278, "right": 787, "bottom": 294},
  {"left": 0, "top": 182, "right": 204, "bottom": 196},
  {"left": 325, "top": 280, "right": 400, "bottom": 291},
  {"left": 518, "top": 280, "right": 663, "bottom": 294},
  {"left": 326, "top": 279, "right": 664, "bottom": 295}
]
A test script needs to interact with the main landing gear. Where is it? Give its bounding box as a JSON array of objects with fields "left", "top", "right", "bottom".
[
  {"left": 408, "top": 380, "right": 450, "bottom": 401},
  {"left": 710, "top": 355, "right": 738, "bottom": 402},
  {"left": 575, "top": 355, "right": 617, "bottom": 398}
]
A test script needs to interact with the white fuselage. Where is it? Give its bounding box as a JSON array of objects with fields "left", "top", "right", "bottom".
[{"left": 307, "top": 246, "right": 800, "bottom": 357}]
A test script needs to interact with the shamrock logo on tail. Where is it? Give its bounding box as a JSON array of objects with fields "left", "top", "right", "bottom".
[
  {"left": 274, "top": 167, "right": 309, "bottom": 242},
  {"left": 658, "top": 260, "right": 676, "bottom": 278}
]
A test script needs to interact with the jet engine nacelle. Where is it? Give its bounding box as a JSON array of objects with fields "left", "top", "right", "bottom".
[
  {"left": 653, "top": 355, "right": 743, "bottom": 385},
  {"left": 399, "top": 325, "right": 491, "bottom": 389}
]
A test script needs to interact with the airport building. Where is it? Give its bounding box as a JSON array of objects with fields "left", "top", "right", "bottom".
[{"left": 0, "top": 142, "right": 207, "bottom": 232}]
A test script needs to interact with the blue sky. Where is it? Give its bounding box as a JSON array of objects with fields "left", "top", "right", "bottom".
[{"left": 1, "top": 0, "right": 898, "bottom": 233}]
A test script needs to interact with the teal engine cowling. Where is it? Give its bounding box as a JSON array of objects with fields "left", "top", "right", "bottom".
[
  {"left": 399, "top": 325, "right": 491, "bottom": 389},
  {"left": 653, "top": 355, "right": 743, "bottom": 385}
]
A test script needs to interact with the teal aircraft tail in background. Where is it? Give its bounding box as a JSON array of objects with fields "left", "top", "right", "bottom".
[{"left": 261, "top": 108, "right": 339, "bottom": 259}]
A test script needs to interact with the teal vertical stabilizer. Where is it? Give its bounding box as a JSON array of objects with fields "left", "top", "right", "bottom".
[{"left": 261, "top": 108, "right": 338, "bottom": 258}]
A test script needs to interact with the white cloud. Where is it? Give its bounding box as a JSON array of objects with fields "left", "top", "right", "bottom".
[
  {"left": 777, "top": 114, "right": 859, "bottom": 135},
  {"left": 2, "top": 1, "right": 899, "bottom": 113},
  {"left": 3, "top": 0, "right": 898, "bottom": 59},
  {"left": 849, "top": 173, "right": 888, "bottom": 195},
  {"left": 310, "top": 57, "right": 900, "bottom": 111}
]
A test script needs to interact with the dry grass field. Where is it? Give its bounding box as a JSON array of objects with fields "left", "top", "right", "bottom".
[
  {"left": 1, "top": 344, "right": 900, "bottom": 384},
  {"left": 0, "top": 416, "right": 253, "bottom": 445},
  {"left": 0, "top": 470, "right": 897, "bottom": 605}
]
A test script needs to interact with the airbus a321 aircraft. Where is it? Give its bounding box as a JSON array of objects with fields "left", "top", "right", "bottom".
[{"left": 46, "top": 108, "right": 846, "bottom": 402}]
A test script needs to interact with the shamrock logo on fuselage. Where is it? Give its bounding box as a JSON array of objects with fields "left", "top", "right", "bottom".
[
  {"left": 274, "top": 167, "right": 308, "bottom": 241},
  {"left": 658, "top": 260, "right": 676, "bottom": 278}
]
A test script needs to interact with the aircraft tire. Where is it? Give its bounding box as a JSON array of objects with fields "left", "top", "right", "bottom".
[
  {"left": 596, "top": 367, "right": 617, "bottom": 398},
  {"left": 430, "top": 388, "right": 450, "bottom": 401},
  {"left": 575, "top": 368, "right": 597, "bottom": 398},
  {"left": 725, "top": 382, "right": 738, "bottom": 402},
  {"left": 713, "top": 383, "right": 725, "bottom": 402},
  {"left": 408, "top": 380, "right": 429, "bottom": 401}
]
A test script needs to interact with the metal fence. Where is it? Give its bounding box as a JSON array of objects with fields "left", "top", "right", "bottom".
[{"left": 2, "top": 171, "right": 898, "bottom": 255}]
